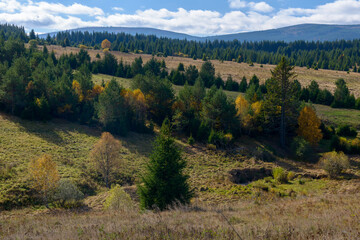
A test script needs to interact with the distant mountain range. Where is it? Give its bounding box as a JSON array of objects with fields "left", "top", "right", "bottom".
[{"left": 40, "top": 24, "right": 360, "bottom": 42}]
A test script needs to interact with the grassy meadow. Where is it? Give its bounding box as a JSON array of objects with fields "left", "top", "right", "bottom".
[
  {"left": 47, "top": 45, "right": 360, "bottom": 97},
  {"left": 1, "top": 110, "right": 360, "bottom": 239},
  {"left": 1, "top": 45, "right": 359, "bottom": 239}
]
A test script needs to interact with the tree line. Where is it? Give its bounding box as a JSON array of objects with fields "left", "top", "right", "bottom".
[{"left": 38, "top": 29, "right": 360, "bottom": 72}]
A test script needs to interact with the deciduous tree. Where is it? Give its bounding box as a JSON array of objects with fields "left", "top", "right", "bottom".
[
  {"left": 29, "top": 154, "right": 60, "bottom": 207},
  {"left": 90, "top": 132, "right": 122, "bottom": 188},
  {"left": 101, "top": 39, "right": 111, "bottom": 49},
  {"left": 297, "top": 106, "right": 323, "bottom": 146}
]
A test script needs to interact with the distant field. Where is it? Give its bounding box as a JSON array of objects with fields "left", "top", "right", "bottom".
[{"left": 46, "top": 45, "right": 360, "bottom": 97}]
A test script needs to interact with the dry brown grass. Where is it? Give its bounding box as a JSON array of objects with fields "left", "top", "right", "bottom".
[
  {"left": 1, "top": 189, "right": 360, "bottom": 239},
  {"left": 45, "top": 45, "right": 360, "bottom": 97}
]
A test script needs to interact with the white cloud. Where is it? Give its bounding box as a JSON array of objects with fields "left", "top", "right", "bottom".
[
  {"left": 228, "top": 0, "right": 247, "bottom": 9},
  {"left": 3, "top": 0, "right": 360, "bottom": 36},
  {"left": 112, "top": 7, "right": 124, "bottom": 11},
  {"left": 228, "top": 0, "right": 274, "bottom": 12},
  {"left": 248, "top": 2, "right": 274, "bottom": 13}
]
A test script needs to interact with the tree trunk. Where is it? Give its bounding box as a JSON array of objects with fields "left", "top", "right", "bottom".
[{"left": 280, "top": 102, "right": 286, "bottom": 148}]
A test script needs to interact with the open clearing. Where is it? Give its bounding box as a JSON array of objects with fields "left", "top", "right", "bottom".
[
  {"left": 47, "top": 45, "right": 360, "bottom": 97},
  {"left": 1, "top": 112, "right": 360, "bottom": 239}
]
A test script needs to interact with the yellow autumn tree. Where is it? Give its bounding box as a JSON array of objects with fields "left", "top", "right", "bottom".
[
  {"left": 91, "top": 84, "right": 104, "bottom": 98},
  {"left": 90, "top": 132, "right": 122, "bottom": 188},
  {"left": 122, "top": 89, "right": 147, "bottom": 131},
  {"left": 29, "top": 154, "right": 60, "bottom": 207},
  {"left": 72, "top": 80, "right": 84, "bottom": 102},
  {"left": 101, "top": 39, "right": 111, "bottom": 49},
  {"left": 297, "top": 106, "right": 323, "bottom": 145},
  {"left": 235, "top": 95, "right": 249, "bottom": 118}
]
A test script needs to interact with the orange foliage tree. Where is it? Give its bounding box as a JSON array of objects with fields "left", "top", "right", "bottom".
[
  {"left": 90, "top": 132, "right": 123, "bottom": 188},
  {"left": 235, "top": 95, "right": 263, "bottom": 134},
  {"left": 29, "top": 154, "right": 60, "bottom": 206},
  {"left": 297, "top": 106, "right": 323, "bottom": 145},
  {"left": 101, "top": 39, "right": 111, "bottom": 49}
]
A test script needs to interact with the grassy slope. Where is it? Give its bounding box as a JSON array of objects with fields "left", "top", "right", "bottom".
[
  {"left": 1, "top": 108, "right": 360, "bottom": 238},
  {"left": 47, "top": 45, "right": 360, "bottom": 97}
]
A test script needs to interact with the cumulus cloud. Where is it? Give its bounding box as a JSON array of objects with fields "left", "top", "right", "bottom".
[
  {"left": 112, "top": 7, "right": 124, "bottom": 11},
  {"left": 228, "top": 0, "right": 273, "bottom": 12},
  {"left": 2, "top": 0, "right": 360, "bottom": 36},
  {"left": 248, "top": 2, "right": 274, "bottom": 13},
  {"left": 228, "top": 0, "right": 247, "bottom": 9}
]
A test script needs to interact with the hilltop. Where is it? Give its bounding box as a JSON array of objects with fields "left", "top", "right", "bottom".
[{"left": 40, "top": 24, "right": 360, "bottom": 42}]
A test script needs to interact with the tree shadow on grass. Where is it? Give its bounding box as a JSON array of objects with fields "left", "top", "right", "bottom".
[{"left": 2, "top": 113, "right": 100, "bottom": 146}]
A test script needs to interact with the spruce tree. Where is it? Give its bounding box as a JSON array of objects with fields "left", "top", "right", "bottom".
[
  {"left": 138, "top": 119, "right": 193, "bottom": 210},
  {"left": 263, "top": 57, "right": 300, "bottom": 148}
]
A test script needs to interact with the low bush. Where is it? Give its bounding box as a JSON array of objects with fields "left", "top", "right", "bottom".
[
  {"left": 272, "top": 167, "right": 288, "bottom": 184},
  {"left": 336, "top": 125, "right": 358, "bottom": 138},
  {"left": 208, "top": 129, "right": 233, "bottom": 148},
  {"left": 321, "top": 151, "right": 350, "bottom": 178},
  {"left": 187, "top": 134, "right": 195, "bottom": 145},
  {"left": 330, "top": 135, "right": 360, "bottom": 154},
  {"left": 291, "top": 137, "right": 313, "bottom": 161},
  {"left": 104, "top": 185, "right": 134, "bottom": 211},
  {"left": 320, "top": 123, "right": 335, "bottom": 140},
  {"left": 53, "top": 179, "right": 84, "bottom": 208}
]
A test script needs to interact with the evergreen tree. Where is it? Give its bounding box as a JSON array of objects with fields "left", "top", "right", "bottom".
[
  {"left": 308, "top": 80, "right": 320, "bottom": 102},
  {"left": 264, "top": 57, "right": 300, "bottom": 148},
  {"left": 239, "top": 76, "right": 248, "bottom": 92},
  {"left": 138, "top": 119, "right": 193, "bottom": 210},
  {"left": 96, "top": 79, "right": 128, "bottom": 136},
  {"left": 199, "top": 61, "right": 215, "bottom": 88}
]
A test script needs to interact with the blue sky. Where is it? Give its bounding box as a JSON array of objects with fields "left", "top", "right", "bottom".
[{"left": 1, "top": 0, "right": 360, "bottom": 36}]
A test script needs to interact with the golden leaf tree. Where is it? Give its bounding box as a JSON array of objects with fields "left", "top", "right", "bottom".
[
  {"left": 101, "top": 39, "right": 111, "bottom": 49},
  {"left": 235, "top": 95, "right": 249, "bottom": 118},
  {"left": 297, "top": 106, "right": 323, "bottom": 145},
  {"left": 29, "top": 154, "right": 60, "bottom": 207},
  {"left": 90, "top": 132, "right": 122, "bottom": 188}
]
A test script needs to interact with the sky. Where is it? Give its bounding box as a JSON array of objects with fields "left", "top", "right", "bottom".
[{"left": 1, "top": 0, "right": 360, "bottom": 36}]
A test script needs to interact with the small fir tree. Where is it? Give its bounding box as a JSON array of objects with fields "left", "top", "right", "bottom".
[{"left": 138, "top": 119, "right": 193, "bottom": 210}]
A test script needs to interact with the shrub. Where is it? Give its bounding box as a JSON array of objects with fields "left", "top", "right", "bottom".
[
  {"left": 330, "top": 135, "right": 360, "bottom": 154},
  {"left": 208, "top": 129, "right": 233, "bottom": 148},
  {"left": 53, "top": 179, "right": 84, "bottom": 208},
  {"left": 272, "top": 167, "right": 288, "bottom": 184},
  {"left": 336, "top": 125, "right": 358, "bottom": 138},
  {"left": 350, "top": 138, "right": 360, "bottom": 153},
  {"left": 320, "top": 123, "right": 335, "bottom": 140},
  {"left": 291, "top": 137, "right": 313, "bottom": 161},
  {"left": 321, "top": 151, "right": 350, "bottom": 178},
  {"left": 187, "top": 134, "right": 195, "bottom": 145},
  {"left": 196, "top": 122, "right": 210, "bottom": 142},
  {"left": 287, "top": 171, "right": 296, "bottom": 181},
  {"left": 104, "top": 185, "right": 133, "bottom": 211}
]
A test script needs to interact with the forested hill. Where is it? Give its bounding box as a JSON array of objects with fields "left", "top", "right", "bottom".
[
  {"left": 40, "top": 24, "right": 360, "bottom": 42},
  {"left": 206, "top": 24, "right": 360, "bottom": 42},
  {"left": 42, "top": 27, "right": 200, "bottom": 41}
]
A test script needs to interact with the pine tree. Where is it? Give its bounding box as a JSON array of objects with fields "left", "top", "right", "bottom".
[
  {"left": 138, "top": 119, "right": 192, "bottom": 210},
  {"left": 264, "top": 57, "right": 300, "bottom": 148}
]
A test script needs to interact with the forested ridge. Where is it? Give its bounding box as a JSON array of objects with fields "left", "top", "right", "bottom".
[{"left": 38, "top": 29, "right": 360, "bottom": 72}]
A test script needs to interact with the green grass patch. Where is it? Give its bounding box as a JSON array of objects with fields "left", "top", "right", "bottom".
[{"left": 314, "top": 104, "right": 360, "bottom": 129}]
